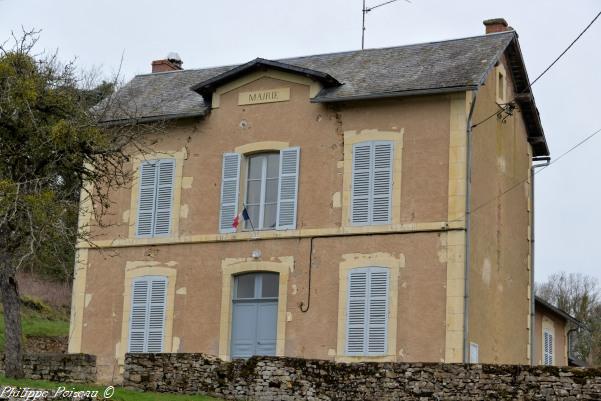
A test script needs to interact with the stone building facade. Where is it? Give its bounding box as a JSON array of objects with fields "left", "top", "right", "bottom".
[{"left": 68, "top": 18, "right": 550, "bottom": 382}]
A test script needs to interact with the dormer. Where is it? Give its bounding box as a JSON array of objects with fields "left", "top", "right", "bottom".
[{"left": 190, "top": 58, "right": 341, "bottom": 109}]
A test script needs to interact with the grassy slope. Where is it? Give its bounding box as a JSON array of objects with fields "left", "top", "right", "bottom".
[
  {"left": 0, "top": 297, "right": 70, "bottom": 351},
  {"left": 0, "top": 376, "right": 220, "bottom": 401}
]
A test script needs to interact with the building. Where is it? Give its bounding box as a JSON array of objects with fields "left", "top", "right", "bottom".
[
  {"left": 68, "top": 18, "right": 550, "bottom": 382},
  {"left": 534, "top": 296, "right": 585, "bottom": 367}
]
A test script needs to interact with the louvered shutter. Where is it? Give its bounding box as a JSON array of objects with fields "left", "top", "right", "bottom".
[
  {"left": 276, "top": 147, "right": 300, "bottom": 230},
  {"left": 128, "top": 276, "right": 167, "bottom": 353},
  {"left": 219, "top": 153, "right": 241, "bottom": 233},
  {"left": 146, "top": 278, "right": 167, "bottom": 352},
  {"left": 128, "top": 279, "right": 149, "bottom": 352},
  {"left": 367, "top": 268, "right": 389, "bottom": 354},
  {"left": 136, "top": 161, "right": 158, "bottom": 237},
  {"left": 345, "top": 267, "right": 390, "bottom": 356},
  {"left": 153, "top": 160, "right": 175, "bottom": 235},
  {"left": 346, "top": 269, "right": 368, "bottom": 355},
  {"left": 351, "top": 143, "right": 371, "bottom": 225},
  {"left": 371, "top": 142, "right": 393, "bottom": 224}
]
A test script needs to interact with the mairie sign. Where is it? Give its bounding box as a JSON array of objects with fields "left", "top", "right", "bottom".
[{"left": 238, "top": 88, "right": 290, "bottom": 105}]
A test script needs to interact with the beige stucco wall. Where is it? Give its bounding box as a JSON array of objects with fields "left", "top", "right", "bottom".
[
  {"left": 72, "top": 73, "right": 460, "bottom": 383},
  {"left": 82, "top": 233, "right": 449, "bottom": 382},
  {"left": 534, "top": 304, "right": 568, "bottom": 366},
  {"left": 467, "top": 54, "right": 533, "bottom": 365}
]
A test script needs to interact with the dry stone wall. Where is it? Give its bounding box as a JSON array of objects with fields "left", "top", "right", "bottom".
[
  {"left": 0, "top": 354, "right": 96, "bottom": 384},
  {"left": 124, "top": 353, "right": 601, "bottom": 401}
]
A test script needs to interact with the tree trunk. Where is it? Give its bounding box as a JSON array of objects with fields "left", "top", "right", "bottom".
[{"left": 0, "top": 269, "right": 24, "bottom": 378}]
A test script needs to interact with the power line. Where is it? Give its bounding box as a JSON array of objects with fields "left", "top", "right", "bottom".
[
  {"left": 451, "top": 126, "right": 601, "bottom": 223},
  {"left": 472, "top": 10, "right": 601, "bottom": 129},
  {"left": 362, "top": 0, "right": 411, "bottom": 49}
]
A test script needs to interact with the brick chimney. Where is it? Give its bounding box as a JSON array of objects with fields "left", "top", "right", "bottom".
[
  {"left": 483, "top": 18, "right": 509, "bottom": 34},
  {"left": 151, "top": 52, "right": 183, "bottom": 73}
]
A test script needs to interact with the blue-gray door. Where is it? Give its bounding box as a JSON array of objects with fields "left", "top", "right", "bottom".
[{"left": 231, "top": 272, "right": 279, "bottom": 359}]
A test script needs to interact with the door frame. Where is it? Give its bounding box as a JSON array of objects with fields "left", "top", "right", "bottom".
[{"left": 219, "top": 257, "right": 291, "bottom": 361}]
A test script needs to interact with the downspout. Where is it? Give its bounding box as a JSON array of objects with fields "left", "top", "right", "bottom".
[
  {"left": 530, "top": 156, "right": 550, "bottom": 365},
  {"left": 463, "top": 90, "right": 478, "bottom": 363}
]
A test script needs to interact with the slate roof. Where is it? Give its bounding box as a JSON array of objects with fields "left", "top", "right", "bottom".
[{"left": 100, "top": 30, "right": 548, "bottom": 155}]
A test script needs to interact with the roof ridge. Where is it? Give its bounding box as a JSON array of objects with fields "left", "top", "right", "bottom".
[{"left": 132, "top": 31, "right": 516, "bottom": 79}]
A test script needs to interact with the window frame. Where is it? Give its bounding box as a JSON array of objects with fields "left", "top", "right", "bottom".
[{"left": 244, "top": 152, "right": 280, "bottom": 231}]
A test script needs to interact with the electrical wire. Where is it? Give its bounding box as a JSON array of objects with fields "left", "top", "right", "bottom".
[
  {"left": 471, "top": 10, "right": 601, "bottom": 129},
  {"left": 451, "top": 126, "right": 601, "bottom": 223}
]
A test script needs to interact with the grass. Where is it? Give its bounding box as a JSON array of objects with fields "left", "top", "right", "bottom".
[
  {"left": 0, "top": 297, "right": 70, "bottom": 351},
  {"left": 0, "top": 376, "right": 221, "bottom": 401}
]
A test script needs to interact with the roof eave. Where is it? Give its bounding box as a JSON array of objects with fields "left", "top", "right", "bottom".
[
  {"left": 99, "top": 110, "right": 208, "bottom": 126},
  {"left": 312, "top": 85, "right": 478, "bottom": 103}
]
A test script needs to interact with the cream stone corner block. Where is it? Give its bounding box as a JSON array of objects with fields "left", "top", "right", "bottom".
[
  {"left": 211, "top": 69, "right": 323, "bottom": 108},
  {"left": 218, "top": 257, "right": 292, "bottom": 361},
  {"left": 180, "top": 204, "right": 189, "bottom": 219},
  {"left": 332, "top": 192, "right": 342, "bottom": 208},
  {"left": 342, "top": 129, "right": 404, "bottom": 227},
  {"left": 336, "top": 252, "right": 403, "bottom": 362},
  {"left": 67, "top": 248, "right": 89, "bottom": 354},
  {"left": 118, "top": 261, "right": 177, "bottom": 366},
  {"left": 128, "top": 149, "right": 186, "bottom": 239},
  {"left": 181, "top": 177, "right": 193, "bottom": 189}
]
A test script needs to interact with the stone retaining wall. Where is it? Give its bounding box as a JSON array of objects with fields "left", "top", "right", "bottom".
[
  {"left": 124, "top": 353, "right": 601, "bottom": 400},
  {"left": 0, "top": 354, "right": 96, "bottom": 384}
]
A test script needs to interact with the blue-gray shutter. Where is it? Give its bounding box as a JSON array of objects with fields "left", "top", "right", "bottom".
[
  {"left": 371, "top": 142, "right": 393, "bottom": 224},
  {"left": 128, "top": 279, "right": 149, "bottom": 352},
  {"left": 128, "top": 276, "right": 167, "bottom": 353},
  {"left": 346, "top": 269, "right": 368, "bottom": 355},
  {"left": 153, "top": 159, "right": 175, "bottom": 236},
  {"left": 136, "top": 161, "right": 158, "bottom": 237},
  {"left": 366, "top": 268, "right": 389, "bottom": 354},
  {"left": 544, "top": 330, "right": 553, "bottom": 365},
  {"left": 350, "top": 143, "right": 371, "bottom": 225},
  {"left": 219, "top": 153, "right": 241, "bottom": 233},
  {"left": 345, "top": 267, "right": 389, "bottom": 356},
  {"left": 350, "top": 142, "right": 393, "bottom": 225},
  {"left": 276, "top": 147, "right": 300, "bottom": 230}
]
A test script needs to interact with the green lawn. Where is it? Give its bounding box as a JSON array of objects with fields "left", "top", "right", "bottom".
[
  {"left": 0, "top": 376, "right": 221, "bottom": 401},
  {"left": 0, "top": 301, "right": 70, "bottom": 351}
]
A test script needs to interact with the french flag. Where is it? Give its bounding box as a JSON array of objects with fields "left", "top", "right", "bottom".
[{"left": 232, "top": 207, "right": 250, "bottom": 229}]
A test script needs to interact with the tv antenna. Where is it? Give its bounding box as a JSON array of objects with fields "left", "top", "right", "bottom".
[{"left": 362, "top": 0, "right": 412, "bottom": 49}]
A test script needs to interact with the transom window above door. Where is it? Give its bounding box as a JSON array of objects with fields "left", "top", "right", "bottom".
[
  {"left": 246, "top": 153, "right": 280, "bottom": 230},
  {"left": 234, "top": 272, "right": 279, "bottom": 300}
]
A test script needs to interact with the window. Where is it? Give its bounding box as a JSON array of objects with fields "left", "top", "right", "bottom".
[
  {"left": 470, "top": 342, "right": 479, "bottom": 363},
  {"left": 346, "top": 267, "right": 389, "bottom": 356},
  {"left": 350, "top": 141, "right": 393, "bottom": 225},
  {"left": 136, "top": 159, "right": 175, "bottom": 237},
  {"left": 496, "top": 66, "right": 507, "bottom": 104},
  {"left": 246, "top": 153, "right": 280, "bottom": 230},
  {"left": 128, "top": 276, "right": 167, "bottom": 352},
  {"left": 219, "top": 147, "right": 300, "bottom": 233},
  {"left": 543, "top": 329, "right": 554, "bottom": 365}
]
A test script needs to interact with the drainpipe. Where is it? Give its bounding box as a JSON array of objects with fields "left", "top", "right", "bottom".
[
  {"left": 463, "top": 91, "right": 478, "bottom": 363},
  {"left": 530, "top": 156, "right": 550, "bottom": 366}
]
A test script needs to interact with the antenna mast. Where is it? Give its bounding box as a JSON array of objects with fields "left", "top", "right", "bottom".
[{"left": 361, "top": 0, "right": 411, "bottom": 50}]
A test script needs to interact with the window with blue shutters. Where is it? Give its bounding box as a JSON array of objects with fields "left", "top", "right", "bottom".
[
  {"left": 350, "top": 141, "right": 393, "bottom": 225},
  {"left": 345, "top": 267, "right": 390, "bottom": 356},
  {"left": 219, "top": 147, "right": 300, "bottom": 233},
  {"left": 128, "top": 276, "right": 168, "bottom": 353},
  {"left": 136, "top": 159, "right": 175, "bottom": 237}
]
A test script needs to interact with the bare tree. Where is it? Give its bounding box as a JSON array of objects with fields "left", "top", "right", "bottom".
[
  {"left": 536, "top": 272, "right": 600, "bottom": 364},
  {"left": 0, "top": 29, "right": 157, "bottom": 377}
]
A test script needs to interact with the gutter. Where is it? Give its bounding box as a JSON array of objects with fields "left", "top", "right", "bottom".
[
  {"left": 463, "top": 90, "right": 478, "bottom": 363},
  {"left": 311, "top": 85, "right": 478, "bottom": 104},
  {"left": 530, "top": 156, "right": 550, "bottom": 365}
]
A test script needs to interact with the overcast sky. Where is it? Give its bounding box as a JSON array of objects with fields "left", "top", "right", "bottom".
[{"left": 1, "top": 0, "right": 600, "bottom": 284}]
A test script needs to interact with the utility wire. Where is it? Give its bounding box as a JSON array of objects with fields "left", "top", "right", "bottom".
[
  {"left": 472, "top": 10, "right": 601, "bottom": 129},
  {"left": 450, "top": 126, "right": 601, "bottom": 224}
]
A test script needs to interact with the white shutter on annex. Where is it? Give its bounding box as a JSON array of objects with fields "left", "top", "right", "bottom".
[
  {"left": 219, "top": 153, "right": 241, "bottom": 233},
  {"left": 276, "top": 147, "right": 300, "bottom": 230},
  {"left": 128, "top": 276, "right": 168, "bottom": 353},
  {"left": 350, "top": 141, "right": 393, "bottom": 225},
  {"left": 345, "top": 267, "right": 390, "bottom": 356},
  {"left": 136, "top": 159, "right": 175, "bottom": 237},
  {"left": 544, "top": 330, "right": 554, "bottom": 365}
]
